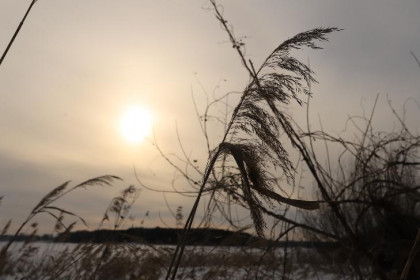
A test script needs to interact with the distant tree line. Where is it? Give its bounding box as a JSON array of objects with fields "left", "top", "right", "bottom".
[{"left": 58, "top": 227, "right": 261, "bottom": 246}]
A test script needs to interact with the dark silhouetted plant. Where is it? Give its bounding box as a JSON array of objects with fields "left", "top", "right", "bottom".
[
  {"left": 0, "top": 0, "right": 38, "bottom": 67},
  {"left": 165, "top": 1, "right": 341, "bottom": 279},
  {"left": 0, "top": 175, "right": 120, "bottom": 260}
]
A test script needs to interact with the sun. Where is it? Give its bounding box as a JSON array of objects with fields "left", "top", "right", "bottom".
[{"left": 120, "top": 106, "right": 153, "bottom": 143}]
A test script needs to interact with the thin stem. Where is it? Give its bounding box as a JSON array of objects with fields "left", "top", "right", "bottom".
[
  {"left": 0, "top": 0, "right": 38, "bottom": 67},
  {"left": 0, "top": 213, "right": 34, "bottom": 258},
  {"left": 165, "top": 150, "right": 221, "bottom": 280}
]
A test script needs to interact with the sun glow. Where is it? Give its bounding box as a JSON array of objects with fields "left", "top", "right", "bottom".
[{"left": 120, "top": 106, "right": 153, "bottom": 143}]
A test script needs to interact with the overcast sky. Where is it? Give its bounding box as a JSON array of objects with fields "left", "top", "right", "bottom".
[{"left": 1, "top": 0, "right": 420, "bottom": 233}]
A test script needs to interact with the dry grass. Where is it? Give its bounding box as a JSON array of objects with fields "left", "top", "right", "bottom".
[{"left": 1, "top": 239, "right": 347, "bottom": 280}]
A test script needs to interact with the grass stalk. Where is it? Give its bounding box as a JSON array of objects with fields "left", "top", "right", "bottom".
[
  {"left": 0, "top": 0, "right": 38, "bottom": 67},
  {"left": 400, "top": 229, "right": 420, "bottom": 280}
]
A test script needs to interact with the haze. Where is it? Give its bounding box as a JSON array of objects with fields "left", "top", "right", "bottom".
[{"left": 0, "top": 0, "right": 419, "bottom": 233}]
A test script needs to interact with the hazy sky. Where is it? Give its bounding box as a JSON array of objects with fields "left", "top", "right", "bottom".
[{"left": 1, "top": 0, "right": 420, "bottom": 233}]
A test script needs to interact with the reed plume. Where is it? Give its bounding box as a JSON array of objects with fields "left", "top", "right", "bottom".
[
  {"left": 0, "top": 175, "right": 120, "bottom": 259},
  {"left": 165, "top": 1, "right": 341, "bottom": 279}
]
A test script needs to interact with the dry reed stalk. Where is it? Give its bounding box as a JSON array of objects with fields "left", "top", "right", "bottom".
[
  {"left": 165, "top": 1, "right": 340, "bottom": 279},
  {"left": 0, "top": 175, "right": 120, "bottom": 259},
  {"left": 400, "top": 229, "right": 420, "bottom": 280},
  {"left": 0, "top": 0, "right": 38, "bottom": 67}
]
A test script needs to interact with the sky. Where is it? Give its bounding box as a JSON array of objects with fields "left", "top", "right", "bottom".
[{"left": 1, "top": 0, "right": 420, "bottom": 234}]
